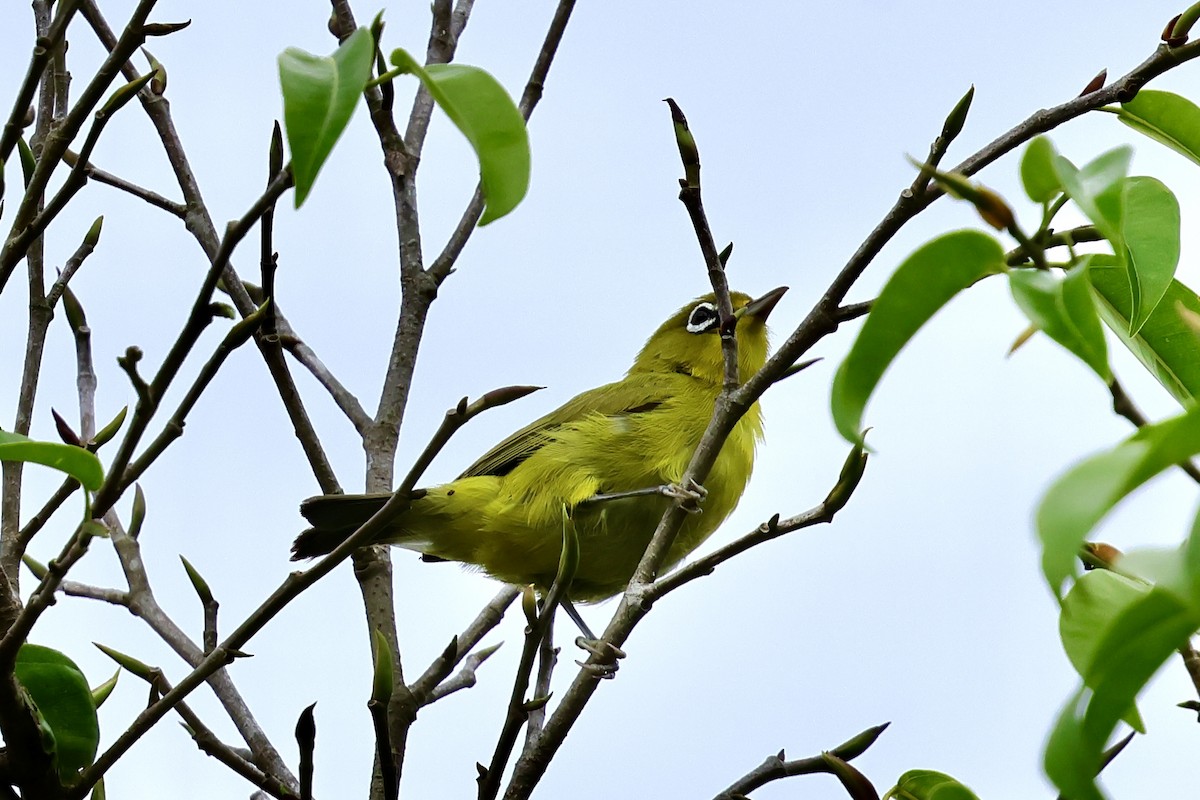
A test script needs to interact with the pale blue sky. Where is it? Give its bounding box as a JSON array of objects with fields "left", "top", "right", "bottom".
[{"left": 3, "top": 2, "right": 1200, "bottom": 798}]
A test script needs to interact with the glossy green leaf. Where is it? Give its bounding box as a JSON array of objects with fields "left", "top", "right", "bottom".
[
  {"left": 1060, "top": 570, "right": 1148, "bottom": 680},
  {"left": 15, "top": 644, "right": 100, "bottom": 779},
  {"left": 1009, "top": 265, "right": 1110, "bottom": 381},
  {"left": 1059, "top": 570, "right": 1147, "bottom": 732},
  {"left": 1053, "top": 147, "right": 1132, "bottom": 247},
  {"left": 1114, "top": 90, "right": 1200, "bottom": 168},
  {"left": 1089, "top": 257, "right": 1200, "bottom": 406},
  {"left": 1121, "top": 176, "right": 1180, "bottom": 334},
  {"left": 1037, "top": 406, "right": 1200, "bottom": 599},
  {"left": 1020, "top": 136, "right": 1062, "bottom": 203},
  {"left": 1045, "top": 689, "right": 1104, "bottom": 800},
  {"left": 0, "top": 429, "right": 104, "bottom": 491},
  {"left": 279, "top": 27, "right": 374, "bottom": 207},
  {"left": 1068, "top": 589, "right": 1199, "bottom": 799},
  {"left": 887, "top": 770, "right": 981, "bottom": 800},
  {"left": 831, "top": 230, "right": 1005, "bottom": 445},
  {"left": 390, "top": 48, "right": 530, "bottom": 225}
]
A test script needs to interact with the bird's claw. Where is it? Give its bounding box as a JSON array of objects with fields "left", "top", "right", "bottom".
[
  {"left": 575, "top": 636, "right": 625, "bottom": 678},
  {"left": 661, "top": 478, "right": 707, "bottom": 513}
]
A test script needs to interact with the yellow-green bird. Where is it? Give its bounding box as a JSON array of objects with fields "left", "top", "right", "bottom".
[{"left": 292, "top": 287, "right": 787, "bottom": 604}]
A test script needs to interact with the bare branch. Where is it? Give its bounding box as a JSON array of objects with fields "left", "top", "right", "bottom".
[
  {"left": 427, "top": 642, "right": 503, "bottom": 704},
  {"left": 713, "top": 723, "right": 890, "bottom": 800},
  {"left": 280, "top": 335, "right": 373, "bottom": 434},
  {"left": 61, "top": 149, "right": 186, "bottom": 216},
  {"left": 427, "top": 0, "right": 577, "bottom": 285},
  {"left": 409, "top": 586, "right": 518, "bottom": 705}
]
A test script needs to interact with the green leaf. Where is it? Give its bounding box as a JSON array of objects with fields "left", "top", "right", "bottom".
[
  {"left": 390, "top": 48, "right": 530, "bottom": 225},
  {"left": 1059, "top": 570, "right": 1147, "bottom": 732},
  {"left": 1114, "top": 90, "right": 1200, "bottom": 168},
  {"left": 1020, "top": 136, "right": 1062, "bottom": 203},
  {"left": 1065, "top": 589, "right": 1200, "bottom": 799},
  {"left": 886, "top": 770, "right": 980, "bottom": 800},
  {"left": 1122, "top": 176, "right": 1180, "bottom": 334},
  {"left": 1045, "top": 689, "right": 1105, "bottom": 800},
  {"left": 1053, "top": 147, "right": 1132, "bottom": 247},
  {"left": 279, "top": 27, "right": 374, "bottom": 208},
  {"left": 0, "top": 430, "right": 104, "bottom": 491},
  {"left": 830, "top": 230, "right": 1006, "bottom": 444},
  {"left": 1009, "top": 265, "right": 1110, "bottom": 382},
  {"left": 1036, "top": 406, "right": 1200, "bottom": 599},
  {"left": 15, "top": 644, "right": 100, "bottom": 779},
  {"left": 1089, "top": 257, "right": 1200, "bottom": 406},
  {"left": 1060, "top": 570, "right": 1149, "bottom": 680}
]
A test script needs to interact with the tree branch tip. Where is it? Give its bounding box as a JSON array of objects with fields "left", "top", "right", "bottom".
[
  {"left": 142, "top": 20, "right": 192, "bottom": 37},
  {"left": 474, "top": 641, "right": 503, "bottom": 661},
  {"left": 663, "top": 97, "right": 684, "bottom": 121}
]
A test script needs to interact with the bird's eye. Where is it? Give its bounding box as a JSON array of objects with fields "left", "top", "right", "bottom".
[{"left": 686, "top": 302, "right": 719, "bottom": 334}]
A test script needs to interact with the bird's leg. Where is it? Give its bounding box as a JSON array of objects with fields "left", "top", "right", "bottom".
[
  {"left": 561, "top": 597, "right": 625, "bottom": 678},
  {"left": 581, "top": 479, "right": 708, "bottom": 514},
  {"left": 560, "top": 596, "right": 596, "bottom": 640}
]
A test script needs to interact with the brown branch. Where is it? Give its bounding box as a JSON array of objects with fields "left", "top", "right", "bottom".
[{"left": 1108, "top": 378, "right": 1200, "bottom": 483}]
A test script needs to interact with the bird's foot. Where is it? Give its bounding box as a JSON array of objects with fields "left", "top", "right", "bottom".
[
  {"left": 575, "top": 636, "right": 625, "bottom": 679},
  {"left": 660, "top": 478, "right": 707, "bottom": 513}
]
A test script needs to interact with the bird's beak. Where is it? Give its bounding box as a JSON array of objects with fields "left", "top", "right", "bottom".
[{"left": 737, "top": 286, "right": 789, "bottom": 322}]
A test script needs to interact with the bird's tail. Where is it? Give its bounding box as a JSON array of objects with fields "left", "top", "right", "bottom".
[{"left": 291, "top": 494, "right": 390, "bottom": 560}]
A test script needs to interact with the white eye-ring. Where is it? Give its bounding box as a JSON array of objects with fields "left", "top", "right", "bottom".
[{"left": 686, "top": 302, "right": 719, "bottom": 334}]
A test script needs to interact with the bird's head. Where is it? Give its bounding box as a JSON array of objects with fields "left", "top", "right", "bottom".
[{"left": 629, "top": 287, "right": 788, "bottom": 384}]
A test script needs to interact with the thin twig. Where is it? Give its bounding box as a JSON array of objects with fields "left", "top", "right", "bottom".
[
  {"left": 1109, "top": 378, "right": 1200, "bottom": 484},
  {"left": 427, "top": 642, "right": 503, "bottom": 704},
  {"left": 117, "top": 304, "right": 269, "bottom": 492},
  {"left": 523, "top": 629, "right": 557, "bottom": 747},
  {"left": 427, "top": 0, "right": 577, "bottom": 284},
  {"left": 280, "top": 336, "right": 373, "bottom": 434},
  {"left": 713, "top": 723, "right": 890, "bottom": 799},
  {"left": 409, "top": 586, "right": 518, "bottom": 705},
  {"left": 0, "top": 0, "right": 159, "bottom": 292},
  {"left": 61, "top": 148, "right": 187, "bottom": 216},
  {"left": 79, "top": 0, "right": 343, "bottom": 498},
  {"left": 0, "top": 0, "right": 78, "bottom": 163}
]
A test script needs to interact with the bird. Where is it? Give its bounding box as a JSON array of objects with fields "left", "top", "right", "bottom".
[{"left": 292, "top": 287, "right": 787, "bottom": 607}]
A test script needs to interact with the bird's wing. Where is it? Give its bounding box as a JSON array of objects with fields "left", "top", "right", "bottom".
[{"left": 457, "top": 377, "right": 674, "bottom": 479}]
